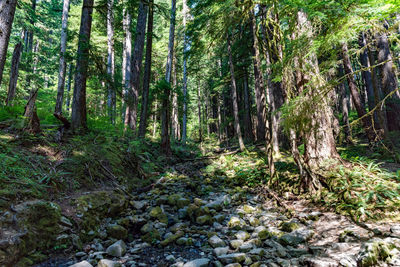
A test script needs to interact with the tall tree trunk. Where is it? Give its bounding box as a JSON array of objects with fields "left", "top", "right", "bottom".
[
  {"left": 125, "top": 1, "right": 148, "bottom": 131},
  {"left": 338, "top": 65, "right": 352, "bottom": 144},
  {"left": 181, "top": 0, "right": 189, "bottom": 145},
  {"left": 152, "top": 100, "right": 158, "bottom": 138},
  {"left": 6, "top": 31, "right": 24, "bottom": 106},
  {"left": 341, "top": 42, "right": 375, "bottom": 141},
  {"left": 197, "top": 80, "right": 202, "bottom": 141},
  {"left": 0, "top": 0, "right": 18, "bottom": 87},
  {"left": 376, "top": 29, "right": 400, "bottom": 131},
  {"left": 358, "top": 32, "right": 377, "bottom": 121},
  {"left": 227, "top": 34, "right": 245, "bottom": 151},
  {"left": 242, "top": 68, "right": 254, "bottom": 141},
  {"left": 65, "top": 63, "right": 73, "bottom": 113},
  {"left": 55, "top": 0, "right": 71, "bottom": 114},
  {"left": 295, "top": 11, "right": 339, "bottom": 184},
  {"left": 121, "top": 3, "right": 132, "bottom": 122},
  {"left": 171, "top": 49, "right": 179, "bottom": 140},
  {"left": 161, "top": 0, "right": 176, "bottom": 155},
  {"left": 71, "top": 0, "right": 94, "bottom": 131},
  {"left": 25, "top": 0, "right": 37, "bottom": 89},
  {"left": 138, "top": 0, "right": 154, "bottom": 138},
  {"left": 106, "top": 0, "right": 116, "bottom": 124},
  {"left": 23, "top": 41, "right": 41, "bottom": 133},
  {"left": 250, "top": 11, "right": 267, "bottom": 142},
  {"left": 367, "top": 43, "right": 390, "bottom": 139}
]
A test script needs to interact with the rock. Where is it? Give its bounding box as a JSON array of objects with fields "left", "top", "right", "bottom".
[
  {"left": 132, "top": 201, "right": 147, "bottom": 210},
  {"left": 302, "top": 257, "right": 337, "bottom": 267},
  {"left": 214, "top": 214, "right": 225, "bottom": 223},
  {"left": 230, "top": 239, "right": 244, "bottom": 249},
  {"left": 168, "top": 194, "right": 182, "bottom": 206},
  {"left": 287, "top": 247, "right": 308, "bottom": 257},
  {"left": 266, "top": 240, "right": 287, "bottom": 258},
  {"left": 242, "top": 205, "right": 256, "bottom": 214},
  {"left": 140, "top": 222, "right": 154, "bottom": 233},
  {"left": 69, "top": 261, "right": 93, "bottom": 267},
  {"left": 280, "top": 221, "right": 299, "bottom": 232},
  {"left": 107, "top": 225, "right": 128, "bottom": 240},
  {"left": 209, "top": 235, "right": 226, "bottom": 248},
  {"left": 279, "top": 229, "right": 314, "bottom": 246},
  {"left": 225, "top": 264, "right": 241, "bottom": 267},
  {"left": 160, "top": 231, "right": 184, "bottom": 246},
  {"left": 390, "top": 224, "right": 400, "bottom": 236},
  {"left": 194, "top": 198, "right": 206, "bottom": 206},
  {"left": 106, "top": 240, "right": 126, "bottom": 257},
  {"left": 214, "top": 246, "right": 229, "bottom": 256},
  {"left": 235, "top": 231, "right": 250, "bottom": 241},
  {"left": 97, "top": 259, "right": 122, "bottom": 267},
  {"left": 166, "top": 255, "right": 176, "bottom": 262},
  {"left": 182, "top": 258, "right": 210, "bottom": 267},
  {"left": 176, "top": 197, "right": 191, "bottom": 209},
  {"left": 218, "top": 253, "right": 246, "bottom": 264},
  {"left": 357, "top": 238, "right": 400, "bottom": 267},
  {"left": 239, "top": 243, "right": 253, "bottom": 252},
  {"left": 254, "top": 226, "right": 277, "bottom": 240},
  {"left": 228, "top": 216, "right": 245, "bottom": 229},
  {"left": 75, "top": 251, "right": 87, "bottom": 258},
  {"left": 176, "top": 237, "right": 190, "bottom": 245},
  {"left": 248, "top": 217, "right": 259, "bottom": 227},
  {"left": 196, "top": 215, "right": 212, "bottom": 225},
  {"left": 206, "top": 200, "right": 223, "bottom": 211},
  {"left": 249, "top": 248, "right": 265, "bottom": 256},
  {"left": 149, "top": 207, "right": 168, "bottom": 224}
]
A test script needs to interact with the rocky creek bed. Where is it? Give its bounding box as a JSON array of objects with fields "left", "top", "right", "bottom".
[{"left": 2, "top": 162, "right": 400, "bottom": 267}]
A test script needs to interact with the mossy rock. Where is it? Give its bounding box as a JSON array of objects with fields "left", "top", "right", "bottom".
[
  {"left": 160, "top": 231, "right": 184, "bottom": 246},
  {"left": 141, "top": 230, "right": 161, "bottom": 244},
  {"left": 357, "top": 239, "right": 399, "bottom": 267},
  {"left": 280, "top": 222, "right": 300, "bottom": 232},
  {"left": 149, "top": 207, "right": 168, "bottom": 224},
  {"left": 107, "top": 225, "right": 128, "bottom": 240}
]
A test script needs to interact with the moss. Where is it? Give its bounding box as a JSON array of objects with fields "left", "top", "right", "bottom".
[
  {"left": 280, "top": 222, "right": 300, "bottom": 232},
  {"left": 149, "top": 207, "right": 168, "bottom": 224}
]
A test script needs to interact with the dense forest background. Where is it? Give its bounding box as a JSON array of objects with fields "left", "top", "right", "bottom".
[{"left": 1, "top": 0, "right": 400, "bottom": 266}]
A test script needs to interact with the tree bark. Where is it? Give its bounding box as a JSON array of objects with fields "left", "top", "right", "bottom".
[
  {"left": 376, "top": 29, "right": 400, "bottom": 131},
  {"left": 250, "top": 11, "right": 267, "bottom": 142},
  {"left": 242, "top": 68, "right": 254, "bottom": 141},
  {"left": 106, "top": 0, "right": 116, "bottom": 124},
  {"left": 227, "top": 34, "right": 245, "bottom": 151},
  {"left": 121, "top": 3, "right": 132, "bottom": 122},
  {"left": 23, "top": 41, "right": 41, "bottom": 133},
  {"left": 0, "top": 0, "right": 18, "bottom": 87},
  {"left": 25, "top": 0, "right": 37, "bottom": 89},
  {"left": 341, "top": 42, "right": 374, "bottom": 142},
  {"left": 138, "top": 0, "right": 154, "bottom": 138},
  {"left": 296, "top": 11, "right": 339, "bottom": 172},
  {"left": 125, "top": 1, "right": 148, "bottom": 131},
  {"left": 171, "top": 49, "right": 179, "bottom": 140},
  {"left": 161, "top": 0, "right": 176, "bottom": 155},
  {"left": 71, "top": 0, "right": 94, "bottom": 131},
  {"left": 181, "top": 0, "right": 189, "bottom": 145},
  {"left": 197, "top": 80, "right": 202, "bottom": 141},
  {"left": 65, "top": 63, "right": 73, "bottom": 113},
  {"left": 55, "top": 0, "right": 71, "bottom": 114},
  {"left": 6, "top": 31, "right": 24, "bottom": 106}
]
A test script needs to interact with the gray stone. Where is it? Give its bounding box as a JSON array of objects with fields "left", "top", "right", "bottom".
[
  {"left": 106, "top": 240, "right": 126, "bottom": 257},
  {"left": 209, "top": 235, "right": 226, "bottom": 248},
  {"left": 75, "top": 251, "right": 87, "bottom": 258},
  {"left": 279, "top": 229, "right": 314, "bottom": 246},
  {"left": 239, "top": 243, "right": 253, "bottom": 252},
  {"left": 213, "top": 246, "right": 229, "bottom": 257},
  {"left": 230, "top": 239, "right": 244, "bottom": 249},
  {"left": 182, "top": 258, "right": 210, "bottom": 267},
  {"left": 390, "top": 224, "right": 400, "bottom": 236},
  {"left": 235, "top": 231, "right": 250, "bottom": 241},
  {"left": 132, "top": 201, "right": 147, "bottom": 210},
  {"left": 97, "top": 259, "right": 122, "bottom": 267},
  {"left": 218, "top": 253, "right": 246, "bottom": 264},
  {"left": 69, "top": 261, "right": 93, "bottom": 267},
  {"left": 302, "top": 257, "right": 337, "bottom": 267}
]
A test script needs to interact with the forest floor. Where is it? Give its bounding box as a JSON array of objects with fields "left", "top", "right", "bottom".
[{"left": 1, "top": 126, "right": 400, "bottom": 266}]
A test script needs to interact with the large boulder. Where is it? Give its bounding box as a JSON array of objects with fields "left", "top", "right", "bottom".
[{"left": 106, "top": 240, "right": 126, "bottom": 257}]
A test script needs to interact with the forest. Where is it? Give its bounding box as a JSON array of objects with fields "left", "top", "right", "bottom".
[{"left": 0, "top": 0, "right": 400, "bottom": 266}]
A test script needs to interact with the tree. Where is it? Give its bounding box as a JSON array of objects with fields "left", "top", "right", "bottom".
[
  {"left": 161, "top": 0, "right": 176, "bottom": 155},
  {"left": 125, "top": 1, "right": 148, "bottom": 131},
  {"left": 122, "top": 1, "right": 132, "bottom": 121},
  {"left": 341, "top": 42, "right": 374, "bottom": 142},
  {"left": 376, "top": 27, "right": 400, "bottom": 131},
  {"left": 0, "top": 0, "right": 18, "bottom": 87},
  {"left": 6, "top": 31, "right": 24, "bottom": 106},
  {"left": 55, "top": 0, "right": 71, "bottom": 115},
  {"left": 71, "top": 0, "right": 94, "bottom": 131},
  {"left": 138, "top": 0, "right": 154, "bottom": 138},
  {"left": 181, "top": 0, "right": 189, "bottom": 145},
  {"left": 106, "top": 0, "right": 116, "bottom": 124},
  {"left": 227, "top": 33, "right": 245, "bottom": 151}
]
